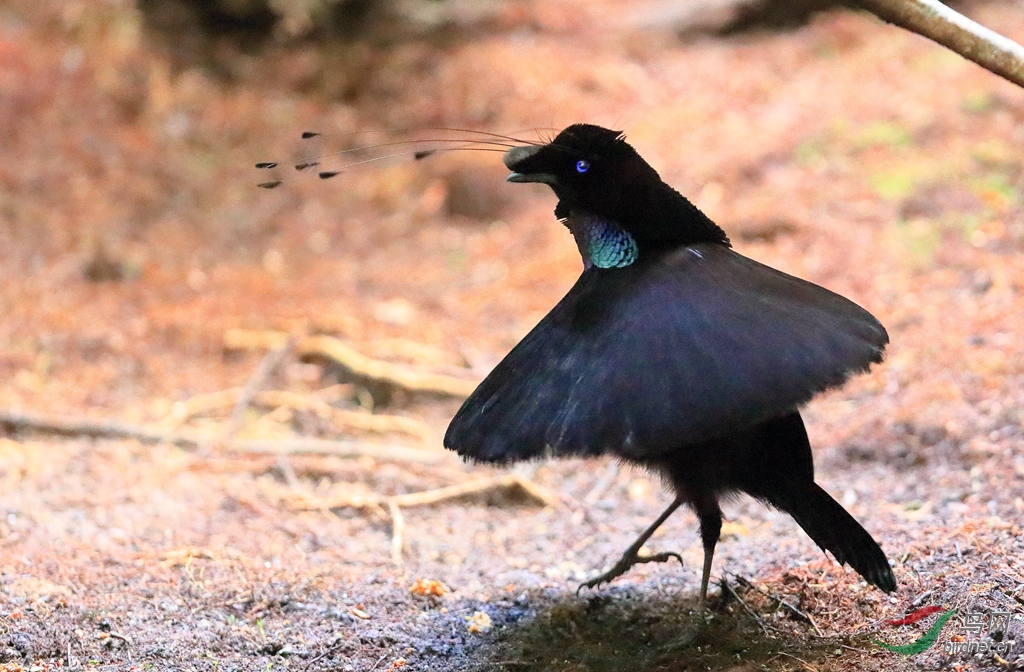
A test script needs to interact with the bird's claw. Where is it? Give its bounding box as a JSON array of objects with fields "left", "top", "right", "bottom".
[{"left": 577, "top": 550, "right": 683, "bottom": 594}]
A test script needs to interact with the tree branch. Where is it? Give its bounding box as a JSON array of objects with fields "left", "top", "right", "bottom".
[
  {"left": 858, "top": 0, "right": 1024, "bottom": 89},
  {"left": 224, "top": 329, "right": 479, "bottom": 400},
  {"left": 0, "top": 410, "right": 450, "bottom": 463}
]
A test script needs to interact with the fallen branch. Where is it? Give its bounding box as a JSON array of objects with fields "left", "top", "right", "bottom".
[
  {"left": 1, "top": 410, "right": 182, "bottom": 445},
  {"left": 261, "top": 390, "right": 435, "bottom": 442},
  {"left": 229, "top": 438, "right": 449, "bottom": 463},
  {"left": 276, "top": 453, "right": 301, "bottom": 489},
  {"left": 0, "top": 410, "right": 450, "bottom": 464},
  {"left": 303, "top": 639, "right": 348, "bottom": 671},
  {"left": 166, "top": 388, "right": 435, "bottom": 442},
  {"left": 771, "top": 651, "right": 820, "bottom": 672},
  {"left": 224, "top": 329, "right": 479, "bottom": 400},
  {"left": 288, "top": 473, "right": 562, "bottom": 512},
  {"left": 732, "top": 573, "right": 824, "bottom": 637},
  {"left": 102, "top": 631, "right": 133, "bottom": 647},
  {"left": 278, "top": 473, "right": 560, "bottom": 565},
  {"left": 721, "top": 577, "right": 774, "bottom": 637},
  {"left": 360, "top": 338, "right": 468, "bottom": 368},
  {"left": 388, "top": 501, "right": 405, "bottom": 565},
  {"left": 226, "top": 336, "right": 294, "bottom": 441},
  {"left": 859, "top": 0, "right": 1024, "bottom": 89},
  {"left": 166, "top": 388, "right": 242, "bottom": 428}
]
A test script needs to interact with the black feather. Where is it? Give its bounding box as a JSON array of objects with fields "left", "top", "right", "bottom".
[
  {"left": 444, "top": 123, "right": 896, "bottom": 597},
  {"left": 446, "top": 243, "right": 886, "bottom": 462}
]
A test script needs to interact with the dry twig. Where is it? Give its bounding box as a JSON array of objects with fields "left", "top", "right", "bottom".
[
  {"left": 167, "top": 388, "right": 435, "bottom": 442},
  {"left": 224, "top": 329, "right": 479, "bottom": 399},
  {"left": 224, "top": 438, "right": 449, "bottom": 463},
  {"left": 303, "top": 639, "right": 347, "bottom": 671},
  {"left": 225, "top": 336, "right": 295, "bottom": 440},
  {"left": 259, "top": 390, "right": 435, "bottom": 442},
  {"left": 732, "top": 574, "right": 824, "bottom": 636},
  {"left": 276, "top": 454, "right": 301, "bottom": 489},
  {"left": 278, "top": 474, "right": 561, "bottom": 564},
  {"left": 0, "top": 410, "right": 450, "bottom": 464},
  {"left": 1, "top": 410, "right": 183, "bottom": 444},
  {"left": 361, "top": 338, "right": 467, "bottom": 368},
  {"left": 720, "top": 578, "right": 774, "bottom": 637},
  {"left": 289, "top": 473, "right": 561, "bottom": 512},
  {"left": 388, "top": 500, "right": 405, "bottom": 565},
  {"left": 771, "top": 650, "right": 820, "bottom": 672}
]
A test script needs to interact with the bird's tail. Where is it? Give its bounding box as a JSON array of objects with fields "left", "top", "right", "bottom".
[{"left": 762, "top": 482, "right": 896, "bottom": 593}]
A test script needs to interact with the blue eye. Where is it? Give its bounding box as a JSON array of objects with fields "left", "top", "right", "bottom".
[{"left": 576, "top": 160, "right": 590, "bottom": 174}]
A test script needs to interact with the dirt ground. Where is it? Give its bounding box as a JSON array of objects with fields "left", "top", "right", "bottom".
[{"left": 2, "top": 1, "right": 1024, "bottom": 670}]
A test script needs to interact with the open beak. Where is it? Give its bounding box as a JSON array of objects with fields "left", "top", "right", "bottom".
[{"left": 503, "top": 145, "right": 558, "bottom": 185}]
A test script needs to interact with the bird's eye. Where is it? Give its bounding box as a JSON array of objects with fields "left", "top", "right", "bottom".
[{"left": 575, "top": 160, "right": 590, "bottom": 174}]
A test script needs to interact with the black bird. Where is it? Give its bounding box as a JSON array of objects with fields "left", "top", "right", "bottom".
[{"left": 443, "top": 124, "right": 896, "bottom": 604}]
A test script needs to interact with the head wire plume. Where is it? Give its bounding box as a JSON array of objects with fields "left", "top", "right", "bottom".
[{"left": 254, "top": 127, "right": 547, "bottom": 189}]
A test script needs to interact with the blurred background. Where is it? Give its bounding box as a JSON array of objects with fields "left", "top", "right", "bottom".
[
  {"left": 2, "top": 0, "right": 1023, "bottom": 426},
  {"left": 1, "top": 1, "right": 1024, "bottom": 670}
]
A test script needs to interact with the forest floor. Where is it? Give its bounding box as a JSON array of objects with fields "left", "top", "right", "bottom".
[{"left": 2, "top": 0, "right": 1024, "bottom": 670}]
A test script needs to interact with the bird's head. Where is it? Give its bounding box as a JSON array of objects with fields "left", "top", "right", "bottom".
[
  {"left": 503, "top": 124, "right": 728, "bottom": 251},
  {"left": 503, "top": 125, "right": 651, "bottom": 214}
]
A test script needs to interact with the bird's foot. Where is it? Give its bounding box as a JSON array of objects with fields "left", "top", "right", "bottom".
[{"left": 577, "top": 550, "right": 683, "bottom": 594}]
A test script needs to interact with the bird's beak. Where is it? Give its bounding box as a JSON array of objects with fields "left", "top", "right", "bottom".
[
  {"left": 507, "top": 172, "right": 558, "bottom": 185},
  {"left": 503, "top": 144, "right": 558, "bottom": 185}
]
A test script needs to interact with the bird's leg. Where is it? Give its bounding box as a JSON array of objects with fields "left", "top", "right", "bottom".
[
  {"left": 578, "top": 497, "right": 684, "bottom": 593},
  {"left": 696, "top": 506, "right": 723, "bottom": 610}
]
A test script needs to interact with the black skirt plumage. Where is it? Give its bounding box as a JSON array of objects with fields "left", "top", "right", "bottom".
[{"left": 444, "top": 243, "right": 887, "bottom": 463}]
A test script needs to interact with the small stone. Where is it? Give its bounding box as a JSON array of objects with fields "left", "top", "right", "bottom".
[{"left": 466, "top": 611, "right": 492, "bottom": 634}]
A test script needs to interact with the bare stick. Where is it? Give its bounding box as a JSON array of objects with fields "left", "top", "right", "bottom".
[
  {"left": 303, "top": 639, "right": 347, "bottom": 671},
  {"left": 388, "top": 501, "right": 405, "bottom": 565},
  {"left": 224, "top": 329, "right": 479, "bottom": 399},
  {"left": 859, "top": 0, "right": 1024, "bottom": 89},
  {"left": 1, "top": 410, "right": 186, "bottom": 444},
  {"left": 166, "top": 388, "right": 434, "bottom": 442},
  {"left": 0, "top": 410, "right": 450, "bottom": 463},
  {"left": 106, "top": 631, "right": 133, "bottom": 646},
  {"left": 772, "top": 651, "right": 821, "bottom": 672},
  {"left": 290, "top": 474, "right": 561, "bottom": 511},
  {"left": 282, "top": 474, "right": 560, "bottom": 565},
  {"left": 732, "top": 574, "right": 824, "bottom": 637},
  {"left": 392, "top": 474, "right": 561, "bottom": 508},
  {"left": 226, "top": 337, "right": 294, "bottom": 440},
  {"left": 277, "top": 454, "right": 301, "bottom": 489},
  {"left": 302, "top": 332, "right": 479, "bottom": 398},
  {"left": 165, "top": 388, "right": 240, "bottom": 428},
  {"left": 258, "top": 390, "right": 435, "bottom": 442},
  {"left": 223, "top": 439, "right": 449, "bottom": 463},
  {"left": 720, "top": 579, "right": 774, "bottom": 636}
]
